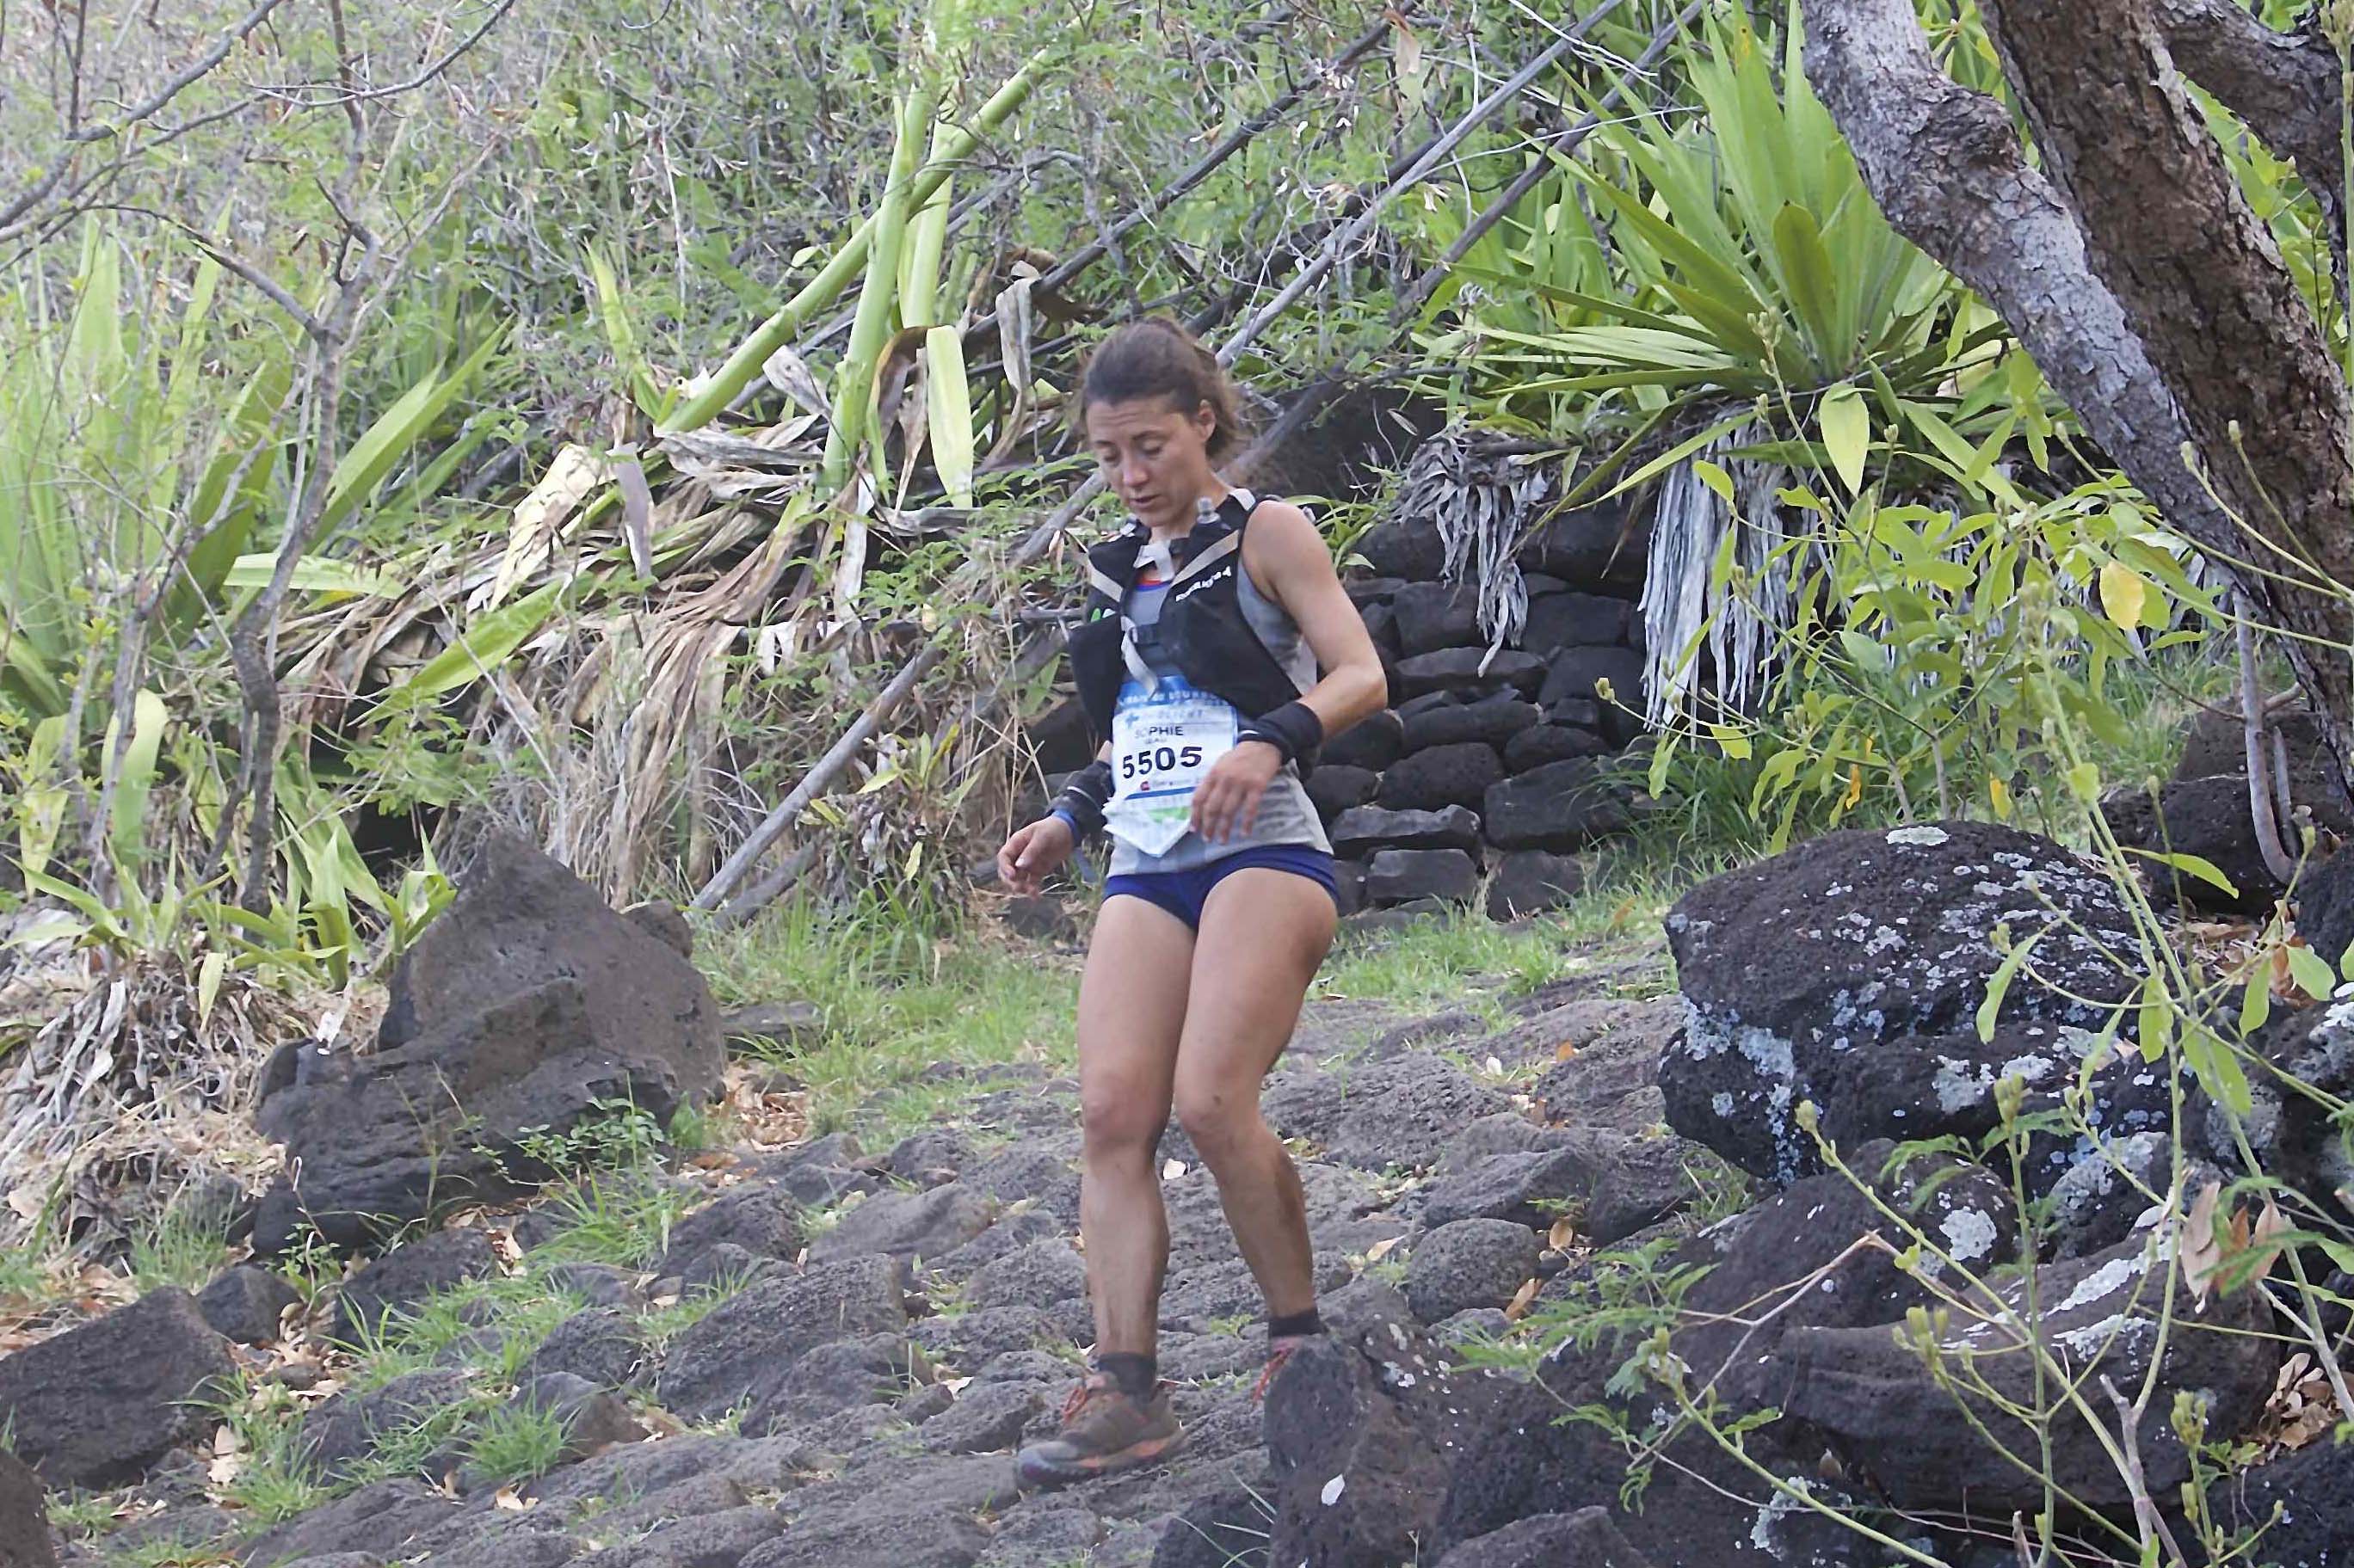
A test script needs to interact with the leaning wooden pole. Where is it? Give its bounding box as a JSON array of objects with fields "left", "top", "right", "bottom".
[{"left": 693, "top": 3, "right": 1629, "bottom": 919}]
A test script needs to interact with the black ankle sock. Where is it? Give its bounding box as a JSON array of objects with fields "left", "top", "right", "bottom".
[
  {"left": 1267, "top": 1307, "right": 1325, "bottom": 1340},
  {"left": 1096, "top": 1350, "right": 1156, "bottom": 1400}
]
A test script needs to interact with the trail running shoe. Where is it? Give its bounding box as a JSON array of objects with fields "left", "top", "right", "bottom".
[{"left": 1014, "top": 1372, "right": 1184, "bottom": 1490}]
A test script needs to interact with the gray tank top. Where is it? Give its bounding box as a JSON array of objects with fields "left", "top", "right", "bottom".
[{"left": 1106, "top": 494, "right": 1331, "bottom": 876}]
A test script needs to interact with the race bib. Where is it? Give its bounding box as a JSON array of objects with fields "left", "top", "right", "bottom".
[{"left": 1103, "top": 675, "right": 1238, "bottom": 857}]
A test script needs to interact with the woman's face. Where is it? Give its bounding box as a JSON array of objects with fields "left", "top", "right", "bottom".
[{"left": 1086, "top": 396, "right": 1218, "bottom": 532}]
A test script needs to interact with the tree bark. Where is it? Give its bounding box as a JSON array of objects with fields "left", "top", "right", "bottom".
[
  {"left": 1804, "top": 0, "right": 2354, "bottom": 772},
  {"left": 2152, "top": 0, "right": 2345, "bottom": 267}
]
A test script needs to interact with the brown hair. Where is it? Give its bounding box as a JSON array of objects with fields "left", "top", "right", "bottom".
[{"left": 1072, "top": 317, "right": 1251, "bottom": 459}]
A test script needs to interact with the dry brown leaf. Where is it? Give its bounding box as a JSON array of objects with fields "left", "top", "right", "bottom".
[
  {"left": 1364, "top": 1236, "right": 1402, "bottom": 1264},
  {"left": 1548, "top": 1216, "right": 1578, "bottom": 1252},
  {"left": 493, "top": 1488, "right": 533, "bottom": 1512},
  {"left": 2182, "top": 1180, "right": 2223, "bottom": 1307},
  {"left": 1553, "top": 1040, "right": 1581, "bottom": 1063},
  {"left": 1503, "top": 1276, "right": 1540, "bottom": 1322}
]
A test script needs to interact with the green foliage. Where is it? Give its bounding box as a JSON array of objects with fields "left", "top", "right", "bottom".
[
  {"left": 461, "top": 1401, "right": 576, "bottom": 1488},
  {"left": 1644, "top": 479, "right": 2234, "bottom": 850},
  {"left": 1414, "top": 4, "right": 2048, "bottom": 471}
]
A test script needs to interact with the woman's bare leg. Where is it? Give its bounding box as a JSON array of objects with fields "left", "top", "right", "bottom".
[
  {"left": 1075, "top": 895, "right": 1196, "bottom": 1356},
  {"left": 1168, "top": 868, "right": 1337, "bottom": 1319}
]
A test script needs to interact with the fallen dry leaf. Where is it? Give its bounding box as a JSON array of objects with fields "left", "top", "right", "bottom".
[
  {"left": 1364, "top": 1236, "right": 1402, "bottom": 1264},
  {"left": 1503, "top": 1276, "right": 1541, "bottom": 1321},
  {"left": 2182, "top": 1180, "right": 2223, "bottom": 1307},
  {"left": 1548, "top": 1216, "right": 1578, "bottom": 1252}
]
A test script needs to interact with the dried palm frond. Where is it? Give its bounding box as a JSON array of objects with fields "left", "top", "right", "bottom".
[{"left": 0, "top": 919, "right": 330, "bottom": 1256}]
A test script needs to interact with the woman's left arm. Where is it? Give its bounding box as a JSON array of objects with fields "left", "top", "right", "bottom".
[
  {"left": 1191, "top": 501, "right": 1390, "bottom": 843},
  {"left": 1245, "top": 500, "right": 1390, "bottom": 738}
]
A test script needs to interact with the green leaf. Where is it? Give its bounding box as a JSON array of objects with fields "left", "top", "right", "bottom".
[
  {"left": 924, "top": 327, "right": 976, "bottom": 508},
  {"left": 2182, "top": 1019, "right": 2252, "bottom": 1117},
  {"left": 2240, "top": 968, "right": 2272, "bottom": 1037},
  {"left": 1976, "top": 925, "right": 2041, "bottom": 1043},
  {"left": 389, "top": 579, "right": 568, "bottom": 701},
  {"left": 318, "top": 331, "right": 505, "bottom": 539},
  {"left": 1606, "top": 413, "right": 1754, "bottom": 499},
  {"left": 197, "top": 950, "right": 228, "bottom": 1025},
  {"left": 2288, "top": 944, "right": 2338, "bottom": 999},
  {"left": 104, "top": 689, "right": 168, "bottom": 870},
  {"left": 221, "top": 556, "right": 400, "bottom": 597},
  {"left": 1818, "top": 385, "right": 1869, "bottom": 495},
  {"left": 2131, "top": 849, "right": 2240, "bottom": 899}
]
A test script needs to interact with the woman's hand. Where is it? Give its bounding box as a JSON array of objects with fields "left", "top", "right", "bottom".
[
  {"left": 997, "top": 815, "right": 1077, "bottom": 895},
  {"left": 1192, "top": 741, "right": 1284, "bottom": 844}
]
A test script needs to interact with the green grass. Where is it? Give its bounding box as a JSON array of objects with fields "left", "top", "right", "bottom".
[
  {"left": 526, "top": 1167, "right": 701, "bottom": 1270},
  {"left": 463, "top": 1401, "right": 576, "bottom": 1488},
  {"left": 127, "top": 1206, "right": 237, "bottom": 1294},
  {"left": 699, "top": 901, "right": 1081, "bottom": 1145},
  {"left": 1322, "top": 853, "right": 1692, "bottom": 1014}
]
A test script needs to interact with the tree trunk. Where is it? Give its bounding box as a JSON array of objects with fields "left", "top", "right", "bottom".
[{"left": 1804, "top": 0, "right": 2354, "bottom": 776}]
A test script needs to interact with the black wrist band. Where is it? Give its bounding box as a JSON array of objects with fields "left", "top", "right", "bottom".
[
  {"left": 1238, "top": 700, "right": 1323, "bottom": 765},
  {"left": 1051, "top": 758, "right": 1113, "bottom": 838}
]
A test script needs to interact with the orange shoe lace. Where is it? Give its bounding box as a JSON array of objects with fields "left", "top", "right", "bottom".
[
  {"left": 1062, "top": 1373, "right": 1112, "bottom": 1423},
  {"left": 1252, "top": 1339, "right": 1304, "bottom": 1404}
]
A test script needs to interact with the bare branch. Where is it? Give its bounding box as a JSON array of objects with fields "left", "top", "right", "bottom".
[{"left": 0, "top": 0, "right": 291, "bottom": 231}]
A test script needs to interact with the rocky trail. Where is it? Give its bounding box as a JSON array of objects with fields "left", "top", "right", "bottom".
[{"left": 3, "top": 823, "right": 2351, "bottom": 1568}]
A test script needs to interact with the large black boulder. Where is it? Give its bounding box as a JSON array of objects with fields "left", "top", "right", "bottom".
[
  {"left": 1401, "top": 695, "right": 1540, "bottom": 753},
  {"left": 1366, "top": 848, "right": 1479, "bottom": 907},
  {"left": 253, "top": 833, "right": 724, "bottom": 1250},
  {"left": 1391, "top": 649, "right": 1546, "bottom": 702},
  {"left": 332, "top": 1228, "right": 497, "bottom": 1345},
  {"left": 1322, "top": 710, "right": 1405, "bottom": 772},
  {"left": 1402, "top": 1220, "right": 1538, "bottom": 1323},
  {"left": 0, "top": 1289, "right": 233, "bottom": 1487},
  {"left": 194, "top": 1265, "right": 301, "bottom": 1344},
  {"left": 2200, "top": 1435, "right": 2354, "bottom": 1565},
  {"left": 1660, "top": 821, "right": 2159, "bottom": 1189},
  {"left": 1434, "top": 1152, "right": 2003, "bottom": 1565},
  {"left": 1390, "top": 580, "right": 1485, "bottom": 656},
  {"left": 655, "top": 1256, "right": 908, "bottom": 1421},
  {"left": 1536, "top": 645, "right": 1647, "bottom": 716},
  {"left": 1377, "top": 743, "right": 1503, "bottom": 812},
  {"left": 1484, "top": 850, "right": 1584, "bottom": 919},
  {"left": 1782, "top": 1234, "right": 2277, "bottom": 1518},
  {"left": 1513, "top": 501, "right": 1647, "bottom": 591},
  {"left": 0, "top": 1449, "right": 54, "bottom": 1568},
  {"left": 2297, "top": 849, "right": 2354, "bottom": 969},
  {"left": 1304, "top": 764, "right": 1380, "bottom": 821},
  {"left": 1330, "top": 805, "right": 1482, "bottom": 858},
  {"left": 1500, "top": 724, "right": 1608, "bottom": 773},
  {"left": 1480, "top": 757, "right": 1629, "bottom": 851},
  {"left": 1432, "top": 1510, "right": 1652, "bottom": 1568},
  {"left": 1520, "top": 591, "right": 1631, "bottom": 652},
  {"left": 1263, "top": 1323, "right": 1523, "bottom": 1568}
]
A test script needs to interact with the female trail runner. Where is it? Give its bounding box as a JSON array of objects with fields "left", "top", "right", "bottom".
[{"left": 995, "top": 317, "right": 1388, "bottom": 1489}]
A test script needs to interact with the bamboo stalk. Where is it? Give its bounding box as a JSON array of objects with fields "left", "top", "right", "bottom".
[
  {"left": 822, "top": 85, "right": 935, "bottom": 499},
  {"left": 661, "top": 50, "right": 1055, "bottom": 438}
]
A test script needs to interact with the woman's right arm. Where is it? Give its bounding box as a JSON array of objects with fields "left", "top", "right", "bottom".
[{"left": 997, "top": 741, "right": 1112, "bottom": 893}]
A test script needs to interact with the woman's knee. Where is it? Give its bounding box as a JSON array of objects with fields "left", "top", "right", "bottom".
[
  {"left": 1172, "top": 1082, "right": 1266, "bottom": 1163},
  {"left": 1081, "top": 1089, "right": 1165, "bottom": 1163}
]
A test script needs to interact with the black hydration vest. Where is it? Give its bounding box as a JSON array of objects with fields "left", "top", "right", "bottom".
[{"left": 1066, "top": 491, "right": 1318, "bottom": 769}]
